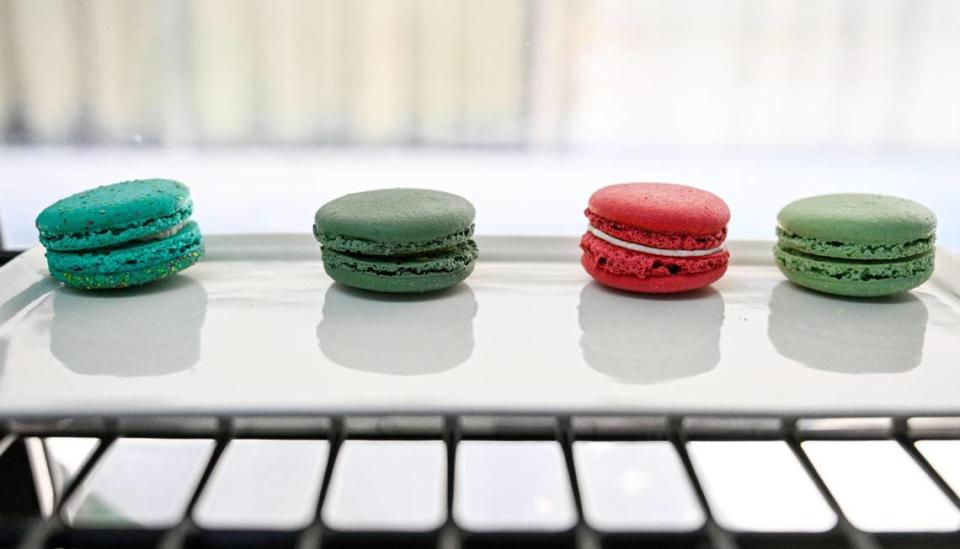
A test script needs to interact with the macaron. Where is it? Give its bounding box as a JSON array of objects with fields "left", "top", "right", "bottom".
[
  {"left": 313, "top": 188, "right": 478, "bottom": 293},
  {"left": 774, "top": 193, "right": 936, "bottom": 297},
  {"left": 35, "top": 179, "right": 204, "bottom": 289},
  {"left": 580, "top": 183, "right": 731, "bottom": 293}
]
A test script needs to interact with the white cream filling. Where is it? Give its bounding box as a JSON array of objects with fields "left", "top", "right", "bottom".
[
  {"left": 587, "top": 225, "right": 725, "bottom": 257},
  {"left": 137, "top": 221, "right": 187, "bottom": 242}
]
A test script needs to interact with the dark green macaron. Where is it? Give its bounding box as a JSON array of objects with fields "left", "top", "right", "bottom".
[
  {"left": 774, "top": 193, "right": 936, "bottom": 297},
  {"left": 314, "top": 188, "right": 478, "bottom": 293},
  {"left": 36, "top": 179, "right": 204, "bottom": 290}
]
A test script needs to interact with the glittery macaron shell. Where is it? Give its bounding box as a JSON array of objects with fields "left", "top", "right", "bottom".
[
  {"left": 36, "top": 179, "right": 193, "bottom": 251},
  {"left": 46, "top": 222, "right": 206, "bottom": 290},
  {"left": 50, "top": 248, "right": 204, "bottom": 290},
  {"left": 45, "top": 221, "right": 204, "bottom": 275}
]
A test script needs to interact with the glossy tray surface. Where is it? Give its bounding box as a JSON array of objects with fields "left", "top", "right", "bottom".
[{"left": 1, "top": 235, "right": 959, "bottom": 417}]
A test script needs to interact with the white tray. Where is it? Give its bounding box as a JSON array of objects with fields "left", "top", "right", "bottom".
[{"left": 1, "top": 235, "right": 959, "bottom": 418}]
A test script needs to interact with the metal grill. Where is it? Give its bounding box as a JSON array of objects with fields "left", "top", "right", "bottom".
[{"left": 3, "top": 414, "right": 960, "bottom": 548}]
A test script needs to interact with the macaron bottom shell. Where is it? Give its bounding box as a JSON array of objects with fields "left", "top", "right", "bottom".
[
  {"left": 580, "top": 233, "right": 729, "bottom": 294},
  {"left": 774, "top": 245, "right": 934, "bottom": 298},
  {"left": 45, "top": 221, "right": 204, "bottom": 275},
  {"left": 51, "top": 246, "right": 204, "bottom": 290},
  {"left": 324, "top": 261, "right": 476, "bottom": 294},
  {"left": 582, "top": 256, "right": 728, "bottom": 294},
  {"left": 321, "top": 241, "right": 479, "bottom": 294},
  {"left": 45, "top": 221, "right": 205, "bottom": 290}
]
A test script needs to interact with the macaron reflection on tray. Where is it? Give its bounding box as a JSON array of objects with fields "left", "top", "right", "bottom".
[{"left": 1, "top": 235, "right": 959, "bottom": 419}]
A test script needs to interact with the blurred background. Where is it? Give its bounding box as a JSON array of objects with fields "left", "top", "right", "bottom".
[{"left": 0, "top": 0, "right": 958, "bottom": 249}]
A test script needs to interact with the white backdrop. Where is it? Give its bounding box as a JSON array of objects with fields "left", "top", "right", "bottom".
[{"left": 1, "top": 147, "right": 957, "bottom": 251}]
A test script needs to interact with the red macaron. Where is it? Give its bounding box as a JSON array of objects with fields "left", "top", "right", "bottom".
[{"left": 580, "top": 183, "right": 731, "bottom": 293}]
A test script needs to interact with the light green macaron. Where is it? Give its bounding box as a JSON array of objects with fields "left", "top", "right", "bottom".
[{"left": 774, "top": 193, "right": 936, "bottom": 297}]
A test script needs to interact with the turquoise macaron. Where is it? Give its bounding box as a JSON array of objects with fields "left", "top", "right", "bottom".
[
  {"left": 774, "top": 193, "right": 936, "bottom": 297},
  {"left": 313, "top": 188, "right": 478, "bottom": 293},
  {"left": 36, "top": 179, "right": 204, "bottom": 289}
]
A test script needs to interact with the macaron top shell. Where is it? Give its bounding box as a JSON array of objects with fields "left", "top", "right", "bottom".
[
  {"left": 778, "top": 194, "right": 936, "bottom": 247},
  {"left": 587, "top": 183, "right": 730, "bottom": 244},
  {"left": 36, "top": 179, "right": 193, "bottom": 251},
  {"left": 314, "top": 188, "right": 475, "bottom": 253}
]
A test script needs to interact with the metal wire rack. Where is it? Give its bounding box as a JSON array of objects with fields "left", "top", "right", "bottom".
[{"left": 3, "top": 414, "right": 960, "bottom": 549}]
